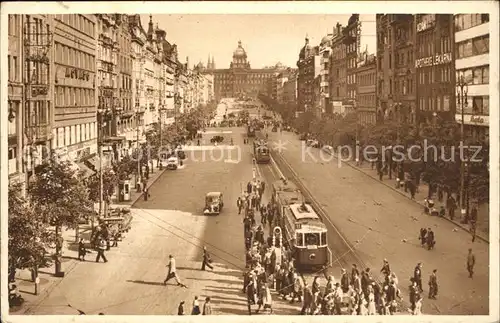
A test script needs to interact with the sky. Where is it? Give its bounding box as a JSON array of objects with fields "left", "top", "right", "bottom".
[{"left": 140, "top": 14, "right": 376, "bottom": 69}]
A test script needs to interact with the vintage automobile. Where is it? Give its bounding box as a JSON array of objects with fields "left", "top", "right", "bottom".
[
  {"left": 204, "top": 192, "right": 224, "bottom": 215},
  {"left": 306, "top": 139, "right": 320, "bottom": 148},
  {"left": 166, "top": 156, "right": 180, "bottom": 170}
]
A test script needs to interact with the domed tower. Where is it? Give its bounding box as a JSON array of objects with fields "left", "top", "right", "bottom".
[
  {"left": 232, "top": 40, "right": 249, "bottom": 69},
  {"left": 299, "top": 35, "right": 311, "bottom": 61}
]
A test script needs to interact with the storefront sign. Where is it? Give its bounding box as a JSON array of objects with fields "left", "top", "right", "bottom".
[
  {"left": 455, "top": 114, "right": 489, "bottom": 126},
  {"left": 417, "top": 20, "right": 434, "bottom": 32},
  {"left": 415, "top": 53, "right": 452, "bottom": 68}
]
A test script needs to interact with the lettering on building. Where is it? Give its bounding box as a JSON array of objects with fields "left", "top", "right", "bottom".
[
  {"left": 470, "top": 116, "right": 484, "bottom": 124},
  {"left": 415, "top": 53, "right": 452, "bottom": 68}
]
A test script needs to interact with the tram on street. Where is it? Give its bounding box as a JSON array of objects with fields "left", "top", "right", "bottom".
[
  {"left": 247, "top": 124, "right": 256, "bottom": 137},
  {"left": 271, "top": 178, "right": 329, "bottom": 271},
  {"left": 253, "top": 139, "right": 270, "bottom": 164}
]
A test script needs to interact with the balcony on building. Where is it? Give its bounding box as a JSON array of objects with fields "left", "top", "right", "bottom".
[
  {"left": 99, "top": 32, "right": 114, "bottom": 47},
  {"left": 389, "top": 14, "right": 414, "bottom": 25}
]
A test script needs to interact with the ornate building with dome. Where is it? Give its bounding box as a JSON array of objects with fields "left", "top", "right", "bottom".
[{"left": 203, "top": 41, "right": 280, "bottom": 100}]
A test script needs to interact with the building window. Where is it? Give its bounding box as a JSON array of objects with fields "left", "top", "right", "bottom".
[
  {"left": 456, "top": 35, "right": 489, "bottom": 59},
  {"left": 442, "top": 95, "right": 450, "bottom": 111},
  {"left": 472, "top": 96, "right": 489, "bottom": 115},
  {"left": 454, "top": 14, "right": 489, "bottom": 32}
]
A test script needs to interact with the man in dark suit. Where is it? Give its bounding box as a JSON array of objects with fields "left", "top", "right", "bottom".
[{"left": 201, "top": 247, "right": 213, "bottom": 271}]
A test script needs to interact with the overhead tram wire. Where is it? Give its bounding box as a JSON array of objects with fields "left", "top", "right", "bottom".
[{"left": 133, "top": 206, "right": 374, "bottom": 293}]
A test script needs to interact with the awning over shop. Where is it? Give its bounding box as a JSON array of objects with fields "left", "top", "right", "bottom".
[
  {"left": 102, "top": 136, "right": 126, "bottom": 143},
  {"left": 86, "top": 156, "right": 102, "bottom": 173},
  {"left": 76, "top": 162, "right": 96, "bottom": 179}
]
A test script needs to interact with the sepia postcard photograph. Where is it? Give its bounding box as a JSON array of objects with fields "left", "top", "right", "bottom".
[{"left": 0, "top": 1, "right": 498, "bottom": 322}]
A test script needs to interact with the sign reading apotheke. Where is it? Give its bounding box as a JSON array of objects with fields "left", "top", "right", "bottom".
[{"left": 415, "top": 53, "right": 452, "bottom": 69}]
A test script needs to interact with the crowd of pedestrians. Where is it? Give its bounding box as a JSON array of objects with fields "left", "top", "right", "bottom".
[{"left": 235, "top": 175, "right": 443, "bottom": 316}]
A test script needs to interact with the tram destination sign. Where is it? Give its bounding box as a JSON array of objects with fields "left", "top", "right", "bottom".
[{"left": 415, "top": 53, "right": 452, "bottom": 69}]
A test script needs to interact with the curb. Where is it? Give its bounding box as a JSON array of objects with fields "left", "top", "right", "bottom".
[
  {"left": 17, "top": 256, "right": 80, "bottom": 315},
  {"left": 130, "top": 169, "right": 166, "bottom": 208},
  {"left": 324, "top": 149, "right": 489, "bottom": 243},
  {"left": 15, "top": 170, "right": 167, "bottom": 315}
]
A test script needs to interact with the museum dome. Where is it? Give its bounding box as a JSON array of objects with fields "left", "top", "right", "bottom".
[{"left": 233, "top": 41, "right": 247, "bottom": 58}]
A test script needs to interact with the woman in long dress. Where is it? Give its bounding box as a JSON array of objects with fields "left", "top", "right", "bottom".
[
  {"left": 360, "top": 296, "right": 368, "bottom": 315},
  {"left": 262, "top": 285, "right": 273, "bottom": 314},
  {"left": 191, "top": 296, "right": 201, "bottom": 315},
  {"left": 414, "top": 295, "right": 423, "bottom": 315},
  {"left": 367, "top": 286, "right": 377, "bottom": 315}
]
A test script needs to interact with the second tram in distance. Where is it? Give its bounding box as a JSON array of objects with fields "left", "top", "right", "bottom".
[{"left": 254, "top": 139, "right": 271, "bottom": 164}]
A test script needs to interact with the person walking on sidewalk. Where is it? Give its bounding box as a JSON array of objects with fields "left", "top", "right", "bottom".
[
  {"left": 467, "top": 248, "right": 476, "bottom": 278},
  {"left": 413, "top": 263, "right": 423, "bottom": 292},
  {"left": 237, "top": 197, "right": 243, "bottom": 215},
  {"left": 428, "top": 269, "right": 438, "bottom": 299},
  {"left": 202, "top": 297, "right": 212, "bottom": 315},
  {"left": 446, "top": 194, "right": 456, "bottom": 220},
  {"left": 177, "top": 301, "right": 185, "bottom": 315},
  {"left": 78, "top": 238, "right": 87, "bottom": 261},
  {"left": 143, "top": 186, "right": 150, "bottom": 201},
  {"left": 164, "top": 255, "right": 188, "bottom": 288},
  {"left": 201, "top": 246, "right": 214, "bottom": 271},
  {"left": 95, "top": 239, "right": 108, "bottom": 263}
]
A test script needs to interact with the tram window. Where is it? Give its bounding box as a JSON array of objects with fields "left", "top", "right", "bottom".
[
  {"left": 296, "top": 233, "right": 304, "bottom": 247},
  {"left": 305, "top": 233, "right": 320, "bottom": 246},
  {"left": 321, "top": 232, "right": 327, "bottom": 246}
]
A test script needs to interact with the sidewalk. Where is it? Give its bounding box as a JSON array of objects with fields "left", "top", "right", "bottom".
[
  {"left": 12, "top": 168, "right": 166, "bottom": 315},
  {"left": 326, "top": 149, "right": 489, "bottom": 243}
]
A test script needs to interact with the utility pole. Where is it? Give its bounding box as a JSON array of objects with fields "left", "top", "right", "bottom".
[
  {"left": 456, "top": 75, "right": 468, "bottom": 222},
  {"left": 96, "top": 109, "right": 104, "bottom": 225},
  {"left": 136, "top": 110, "right": 141, "bottom": 189}
]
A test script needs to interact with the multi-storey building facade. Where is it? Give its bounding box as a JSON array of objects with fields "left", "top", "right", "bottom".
[
  {"left": 53, "top": 14, "right": 97, "bottom": 170},
  {"left": 23, "top": 15, "right": 54, "bottom": 176},
  {"left": 415, "top": 14, "right": 455, "bottom": 124},
  {"left": 297, "top": 37, "right": 320, "bottom": 113},
  {"left": 95, "top": 14, "right": 122, "bottom": 161},
  {"left": 7, "top": 14, "right": 25, "bottom": 185},
  {"left": 283, "top": 71, "right": 298, "bottom": 105},
  {"left": 319, "top": 34, "right": 333, "bottom": 114},
  {"left": 7, "top": 13, "right": 204, "bottom": 188},
  {"left": 115, "top": 15, "right": 134, "bottom": 147},
  {"left": 344, "top": 14, "right": 361, "bottom": 115},
  {"left": 356, "top": 52, "right": 377, "bottom": 125},
  {"left": 376, "top": 14, "right": 416, "bottom": 123},
  {"left": 202, "top": 73, "right": 214, "bottom": 104},
  {"left": 208, "top": 41, "right": 278, "bottom": 100},
  {"left": 129, "top": 14, "right": 147, "bottom": 146},
  {"left": 141, "top": 19, "right": 157, "bottom": 128},
  {"left": 454, "top": 14, "right": 489, "bottom": 140},
  {"left": 330, "top": 24, "right": 347, "bottom": 114}
]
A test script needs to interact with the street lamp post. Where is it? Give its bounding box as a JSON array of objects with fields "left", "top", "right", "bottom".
[
  {"left": 96, "top": 108, "right": 108, "bottom": 226},
  {"left": 456, "top": 75, "right": 468, "bottom": 222},
  {"left": 354, "top": 100, "right": 360, "bottom": 164},
  {"left": 135, "top": 108, "right": 141, "bottom": 191}
]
